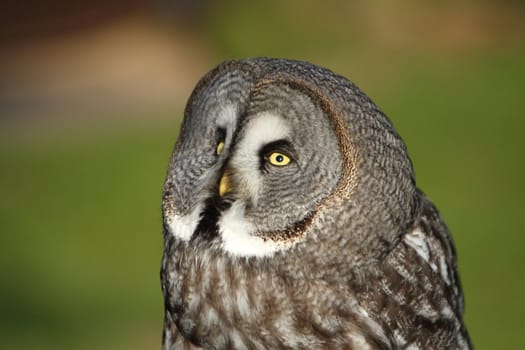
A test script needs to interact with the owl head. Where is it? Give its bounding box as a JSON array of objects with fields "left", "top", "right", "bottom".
[{"left": 163, "top": 58, "right": 419, "bottom": 264}]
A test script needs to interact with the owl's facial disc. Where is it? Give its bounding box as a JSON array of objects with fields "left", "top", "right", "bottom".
[
  {"left": 215, "top": 85, "right": 342, "bottom": 256},
  {"left": 165, "top": 81, "right": 342, "bottom": 258}
]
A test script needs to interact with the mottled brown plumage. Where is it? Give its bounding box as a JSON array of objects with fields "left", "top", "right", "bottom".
[{"left": 161, "top": 58, "right": 471, "bottom": 349}]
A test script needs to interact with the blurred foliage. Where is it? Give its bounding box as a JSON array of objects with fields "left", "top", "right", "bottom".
[
  {"left": 198, "top": 0, "right": 525, "bottom": 60},
  {"left": 0, "top": 125, "right": 175, "bottom": 349},
  {"left": 1, "top": 0, "right": 525, "bottom": 349}
]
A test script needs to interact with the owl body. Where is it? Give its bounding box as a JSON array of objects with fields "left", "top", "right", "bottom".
[{"left": 161, "top": 58, "right": 471, "bottom": 349}]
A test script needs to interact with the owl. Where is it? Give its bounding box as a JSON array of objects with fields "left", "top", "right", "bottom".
[{"left": 161, "top": 58, "right": 472, "bottom": 349}]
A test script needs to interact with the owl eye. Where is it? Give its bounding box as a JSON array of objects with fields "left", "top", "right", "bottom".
[
  {"left": 268, "top": 152, "right": 291, "bottom": 166},
  {"left": 216, "top": 141, "right": 225, "bottom": 155}
]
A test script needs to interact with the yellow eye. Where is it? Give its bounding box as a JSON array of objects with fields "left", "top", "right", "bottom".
[
  {"left": 216, "top": 141, "right": 225, "bottom": 155},
  {"left": 268, "top": 152, "right": 291, "bottom": 166}
]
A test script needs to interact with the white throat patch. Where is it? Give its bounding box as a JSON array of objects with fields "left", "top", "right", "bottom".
[{"left": 218, "top": 201, "right": 288, "bottom": 257}]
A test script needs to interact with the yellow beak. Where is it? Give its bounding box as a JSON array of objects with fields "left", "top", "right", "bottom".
[{"left": 218, "top": 170, "right": 232, "bottom": 197}]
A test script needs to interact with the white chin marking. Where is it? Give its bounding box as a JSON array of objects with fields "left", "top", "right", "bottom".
[
  {"left": 218, "top": 202, "right": 285, "bottom": 257},
  {"left": 166, "top": 203, "right": 204, "bottom": 241}
]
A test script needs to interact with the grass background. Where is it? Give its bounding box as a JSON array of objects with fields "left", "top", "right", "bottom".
[{"left": 1, "top": 1, "right": 524, "bottom": 349}]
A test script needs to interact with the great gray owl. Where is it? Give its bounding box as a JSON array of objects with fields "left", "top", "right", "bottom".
[{"left": 161, "top": 58, "right": 472, "bottom": 349}]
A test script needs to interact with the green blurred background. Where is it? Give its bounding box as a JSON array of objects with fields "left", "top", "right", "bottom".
[{"left": 1, "top": 0, "right": 524, "bottom": 349}]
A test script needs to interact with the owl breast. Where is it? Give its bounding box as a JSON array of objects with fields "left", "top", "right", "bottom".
[{"left": 161, "top": 238, "right": 390, "bottom": 350}]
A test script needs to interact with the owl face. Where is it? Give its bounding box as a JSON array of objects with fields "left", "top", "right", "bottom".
[{"left": 164, "top": 73, "right": 342, "bottom": 257}]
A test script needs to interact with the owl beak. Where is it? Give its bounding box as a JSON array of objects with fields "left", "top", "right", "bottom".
[{"left": 218, "top": 169, "right": 232, "bottom": 197}]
